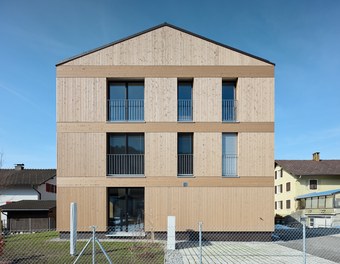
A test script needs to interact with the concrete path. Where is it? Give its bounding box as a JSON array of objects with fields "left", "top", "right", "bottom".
[{"left": 168, "top": 241, "right": 338, "bottom": 264}]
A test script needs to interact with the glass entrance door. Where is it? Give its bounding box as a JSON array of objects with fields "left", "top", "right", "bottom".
[{"left": 108, "top": 187, "right": 144, "bottom": 232}]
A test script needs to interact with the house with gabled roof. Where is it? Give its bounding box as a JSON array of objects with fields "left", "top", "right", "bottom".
[
  {"left": 0, "top": 164, "right": 56, "bottom": 224},
  {"left": 275, "top": 152, "right": 340, "bottom": 224},
  {"left": 56, "top": 23, "right": 275, "bottom": 236}
]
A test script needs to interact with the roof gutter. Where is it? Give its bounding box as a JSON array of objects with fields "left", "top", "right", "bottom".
[{"left": 32, "top": 185, "right": 41, "bottom": 200}]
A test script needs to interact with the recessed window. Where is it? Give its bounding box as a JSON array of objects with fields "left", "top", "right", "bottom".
[
  {"left": 309, "top": 179, "right": 318, "bottom": 190},
  {"left": 275, "top": 202, "right": 277, "bottom": 210},
  {"left": 279, "top": 201, "right": 283, "bottom": 210},
  {"left": 178, "top": 133, "right": 193, "bottom": 176},
  {"left": 178, "top": 81, "right": 193, "bottom": 121},
  {"left": 286, "top": 200, "right": 291, "bottom": 209},
  {"left": 222, "top": 81, "right": 237, "bottom": 122},
  {"left": 274, "top": 186, "right": 277, "bottom": 194},
  {"left": 107, "top": 133, "right": 144, "bottom": 175},
  {"left": 279, "top": 184, "right": 283, "bottom": 193},
  {"left": 286, "top": 182, "right": 291, "bottom": 192},
  {"left": 222, "top": 133, "right": 238, "bottom": 177},
  {"left": 108, "top": 81, "right": 144, "bottom": 121}
]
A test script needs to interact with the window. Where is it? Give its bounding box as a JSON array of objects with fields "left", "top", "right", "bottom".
[
  {"left": 275, "top": 171, "right": 277, "bottom": 179},
  {"left": 178, "top": 133, "right": 193, "bottom": 176},
  {"left": 279, "top": 201, "right": 283, "bottom": 210},
  {"left": 108, "top": 81, "right": 144, "bottom": 121},
  {"left": 275, "top": 202, "right": 277, "bottom": 210},
  {"left": 286, "top": 182, "right": 291, "bottom": 192},
  {"left": 311, "top": 197, "right": 318, "bottom": 208},
  {"left": 107, "top": 133, "right": 144, "bottom": 175},
  {"left": 306, "top": 198, "right": 312, "bottom": 208},
  {"left": 335, "top": 194, "right": 340, "bottom": 208},
  {"left": 274, "top": 186, "right": 277, "bottom": 194},
  {"left": 222, "top": 133, "right": 237, "bottom": 177},
  {"left": 279, "top": 184, "right": 283, "bottom": 193},
  {"left": 178, "top": 81, "right": 193, "bottom": 121},
  {"left": 222, "top": 81, "right": 236, "bottom": 121},
  {"left": 319, "top": 196, "right": 325, "bottom": 208},
  {"left": 286, "top": 200, "right": 291, "bottom": 209},
  {"left": 326, "top": 195, "right": 334, "bottom": 208},
  {"left": 46, "top": 183, "right": 56, "bottom": 193},
  {"left": 309, "top": 179, "right": 318, "bottom": 190}
]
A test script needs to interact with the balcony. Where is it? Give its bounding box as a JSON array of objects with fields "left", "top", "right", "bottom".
[
  {"left": 108, "top": 99, "right": 144, "bottom": 122},
  {"left": 222, "top": 154, "right": 237, "bottom": 177},
  {"left": 178, "top": 154, "right": 193, "bottom": 176},
  {"left": 107, "top": 154, "right": 144, "bottom": 175},
  {"left": 222, "top": 100, "right": 237, "bottom": 122},
  {"left": 178, "top": 100, "right": 192, "bottom": 121}
]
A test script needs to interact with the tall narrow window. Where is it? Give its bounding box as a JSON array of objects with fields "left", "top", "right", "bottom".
[
  {"left": 286, "top": 200, "right": 291, "bottom": 209},
  {"left": 108, "top": 81, "right": 144, "bottom": 121},
  {"left": 178, "top": 133, "right": 193, "bottom": 176},
  {"left": 178, "top": 81, "right": 192, "bottom": 121},
  {"left": 222, "top": 133, "right": 237, "bottom": 177},
  {"left": 107, "top": 133, "right": 144, "bottom": 175},
  {"left": 222, "top": 82, "right": 237, "bottom": 122}
]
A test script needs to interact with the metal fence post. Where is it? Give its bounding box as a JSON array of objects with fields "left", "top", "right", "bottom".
[
  {"left": 302, "top": 217, "right": 306, "bottom": 264},
  {"left": 199, "top": 222, "right": 202, "bottom": 264},
  {"left": 92, "top": 226, "right": 96, "bottom": 264}
]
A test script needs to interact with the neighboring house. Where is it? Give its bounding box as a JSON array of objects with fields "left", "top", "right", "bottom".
[
  {"left": 0, "top": 200, "right": 56, "bottom": 232},
  {"left": 56, "top": 23, "right": 275, "bottom": 235},
  {"left": 295, "top": 189, "right": 340, "bottom": 228},
  {"left": 275, "top": 152, "right": 340, "bottom": 223},
  {"left": 0, "top": 164, "right": 56, "bottom": 223}
]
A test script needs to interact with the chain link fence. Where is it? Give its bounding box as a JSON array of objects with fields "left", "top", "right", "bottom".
[{"left": 1, "top": 222, "right": 340, "bottom": 263}]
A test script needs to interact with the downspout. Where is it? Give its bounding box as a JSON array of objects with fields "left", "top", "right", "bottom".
[{"left": 32, "top": 185, "right": 41, "bottom": 200}]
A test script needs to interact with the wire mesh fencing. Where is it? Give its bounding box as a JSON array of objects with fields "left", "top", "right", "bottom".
[{"left": 1, "top": 223, "right": 340, "bottom": 263}]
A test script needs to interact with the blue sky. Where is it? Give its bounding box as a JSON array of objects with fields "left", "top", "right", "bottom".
[{"left": 0, "top": 0, "right": 340, "bottom": 168}]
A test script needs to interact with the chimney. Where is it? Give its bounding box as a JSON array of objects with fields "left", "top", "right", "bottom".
[
  {"left": 312, "top": 152, "right": 320, "bottom": 161},
  {"left": 14, "top": 163, "right": 24, "bottom": 170}
]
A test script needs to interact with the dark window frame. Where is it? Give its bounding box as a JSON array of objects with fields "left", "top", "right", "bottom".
[
  {"left": 177, "top": 132, "right": 194, "bottom": 176},
  {"left": 309, "top": 179, "right": 318, "bottom": 190},
  {"left": 177, "top": 80, "right": 193, "bottom": 121}
]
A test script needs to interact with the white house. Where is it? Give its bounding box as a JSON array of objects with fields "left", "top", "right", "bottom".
[{"left": 0, "top": 164, "right": 56, "bottom": 224}]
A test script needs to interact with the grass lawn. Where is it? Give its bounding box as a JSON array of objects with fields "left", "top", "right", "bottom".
[{"left": 1, "top": 231, "right": 164, "bottom": 263}]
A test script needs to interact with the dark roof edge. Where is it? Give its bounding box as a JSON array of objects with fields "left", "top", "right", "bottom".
[{"left": 56, "top": 22, "right": 275, "bottom": 66}]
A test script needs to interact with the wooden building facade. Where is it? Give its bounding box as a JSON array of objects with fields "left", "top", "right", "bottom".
[{"left": 56, "top": 23, "right": 275, "bottom": 233}]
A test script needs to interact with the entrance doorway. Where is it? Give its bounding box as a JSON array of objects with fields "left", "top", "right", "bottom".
[{"left": 108, "top": 187, "right": 144, "bottom": 233}]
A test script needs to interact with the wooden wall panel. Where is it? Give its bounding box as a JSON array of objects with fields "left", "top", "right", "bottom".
[
  {"left": 145, "top": 133, "right": 177, "bottom": 177},
  {"left": 237, "top": 78, "right": 274, "bottom": 122},
  {"left": 57, "top": 187, "right": 107, "bottom": 231},
  {"left": 57, "top": 77, "right": 106, "bottom": 122},
  {"left": 145, "top": 78, "right": 177, "bottom": 122},
  {"left": 57, "top": 132, "right": 106, "bottom": 177},
  {"left": 193, "top": 78, "right": 222, "bottom": 122},
  {"left": 194, "top": 133, "right": 221, "bottom": 177},
  {"left": 145, "top": 187, "right": 274, "bottom": 232},
  {"left": 63, "top": 27, "right": 270, "bottom": 66},
  {"left": 238, "top": 132, "right": 274, "bottom": 177}
]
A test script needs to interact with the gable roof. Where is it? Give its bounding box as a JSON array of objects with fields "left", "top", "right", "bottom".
[
  {"left": 295, "top": 189, "right": 340, "bottom": 200},
  {"left": 56, "top": 22, "right": 275, "bottom": 66},
  {"left": 0, "top": 169, "right": 56, "bottom": 187},
  {"left": 275, "top": 160, "right": 340, "bottom": 176},
  {"left": 0, "top": 200, "right": 56, "bottom": 211}
]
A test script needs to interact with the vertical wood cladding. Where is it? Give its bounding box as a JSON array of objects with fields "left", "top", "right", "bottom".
[
  {"left": 193, "top": 78, "right": 222, "bottom": 122},
  {"left": 145, "top": 187, "right": 274, "bottom": 232},
  {"left": 238, "top": 132, "right": 274, "bottom": 177},
  {"left": 145, "top": 78, "right": 177, "bottom": 122},
  {"left": 57, "top": 133, "right": 106, "bottom": 177},
  {"left": 194, "top": 133, "right": 222, "bottom": 177},
  {"left": 237, "top": 78, "right": 274, "bottom": 122},
  {"left": 63, "top": 27, "right": 270, "bottom": 66},
  {"left": 57, "top": 187, "right": 107, "bottom": 231},
  {"left": 57, "top": 77, "right": 106, "bottom": 122},
  {"left": 145, "top": 133, "right": 177, "bottom": 177}
]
